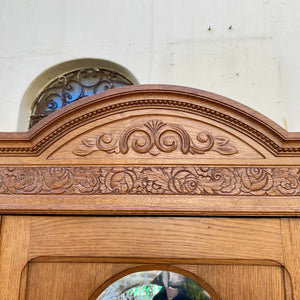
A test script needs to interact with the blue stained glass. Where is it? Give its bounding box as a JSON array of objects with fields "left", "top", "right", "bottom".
[{"left": 30, "top": 68, "right": 133, "bottom": 127}]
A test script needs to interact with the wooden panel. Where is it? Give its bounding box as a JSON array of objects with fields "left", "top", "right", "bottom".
[
  {"left": 25, "top": 262, "right": 113, "bottom": 300},
  {"left": 0, "top": 215, "right": 295, "bottom": 300},
  {"left": 281, "top": 218, "right": 300, "bottom": 300},
  {"left": 24, "top": 261, "right": 286, "bottom": 300},
  {"left": 174, "top": 263, "right": 286, "bottom": 300},
  {"left": 28, "top": 216, "right": 283, "bottom": 262},
  {"left": 0, "top": 216, "right": 31, "bottom": 300},
  {"left": 196, "top": 264, "right": 285, "bottom": 300}
]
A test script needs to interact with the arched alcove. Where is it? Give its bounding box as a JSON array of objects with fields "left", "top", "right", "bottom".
[{"left": 18, "top": 58, "right": 138, "bottom": 130}]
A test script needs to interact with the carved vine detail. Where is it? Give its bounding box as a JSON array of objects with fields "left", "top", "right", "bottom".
[
  {"left": 0, "top": 167, "right": 299, "bottom": 196},
  {"left": 72, "top": 120, "right": 238, "bottom": 156}
]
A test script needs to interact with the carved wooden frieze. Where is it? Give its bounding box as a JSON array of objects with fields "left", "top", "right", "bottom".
[
  {"left": 72, "top": 119, "right": 238, "bottom": 156},
  {"left": 0, "top": 166, "right": 299, "bottom": 196}
]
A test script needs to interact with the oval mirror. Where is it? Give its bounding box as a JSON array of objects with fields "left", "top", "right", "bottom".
[{"left": 97, "top": 270, "right": 212, "bottom": 300}]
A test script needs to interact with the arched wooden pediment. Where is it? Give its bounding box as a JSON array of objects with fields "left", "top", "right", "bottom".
[
  {"left": 1, "top": 85, "right": 299, "bottom": 158},
  {"left": 0, "top": 85, "right": 299, "bottom": 215}
]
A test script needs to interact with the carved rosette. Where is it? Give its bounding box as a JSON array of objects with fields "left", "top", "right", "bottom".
[
  {"left": 72, "top": 120, "right": 238, "bottom": 156},
  {"left": 0, "top": 166, "right": 299, "bottom": 196}
]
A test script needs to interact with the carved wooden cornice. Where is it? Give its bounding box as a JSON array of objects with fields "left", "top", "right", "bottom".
[{"left": 0, "top": 85, "right": 299, "bottom": 156}]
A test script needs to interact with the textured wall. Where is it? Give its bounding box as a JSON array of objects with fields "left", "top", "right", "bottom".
[{"left": 0, "top": 0, "right": 299, "bottom": 131}]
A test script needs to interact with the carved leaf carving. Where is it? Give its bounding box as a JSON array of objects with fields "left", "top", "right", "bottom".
[
  {"left": 72, "top": 120, "right": 239, "bottom": 156},
  {"left": 212, "top": 137, "right": 238, "bottom": 155},
  {"left": 137, "top": 167, "right": 171, "bottom": 194},
  {"left": 73, "top": 137, "right": 98, "bottom": 156}
]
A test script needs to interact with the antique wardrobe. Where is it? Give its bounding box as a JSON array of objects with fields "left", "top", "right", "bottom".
[{"left": 0, "top": 85, "right": 299, "bottom": 300}]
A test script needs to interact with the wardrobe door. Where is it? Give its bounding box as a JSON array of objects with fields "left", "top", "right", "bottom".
[{"left": 0, "top": 216, "right": 298, "bottom": 300}]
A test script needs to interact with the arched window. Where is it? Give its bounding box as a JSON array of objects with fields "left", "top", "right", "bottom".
[{"left": 24, "top": 59, "right": 138, "bottom": 128}]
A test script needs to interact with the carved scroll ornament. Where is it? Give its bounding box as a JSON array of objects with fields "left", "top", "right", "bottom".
[
  {"left": 0, "top": 166, "right": 299, "bottom": 196},
  {"left": 72, "top": 120, "right": 238, "bottom": 156}
]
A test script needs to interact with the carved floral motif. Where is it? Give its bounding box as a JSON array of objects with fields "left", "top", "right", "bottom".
[
  {"left": 72, "top": 120, "right": 238, "bottom": 156},
  {"left": 0, "top": 166, "right": 299, "bottom": 196}
]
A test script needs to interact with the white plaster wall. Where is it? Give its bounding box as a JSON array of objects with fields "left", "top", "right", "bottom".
[{"left": 0, "top": 0, "right": 299, "bottom": 131}]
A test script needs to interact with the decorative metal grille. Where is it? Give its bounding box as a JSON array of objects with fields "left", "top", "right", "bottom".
[{"left": 30, "top": 68, "right": 134, "bottom": 127}]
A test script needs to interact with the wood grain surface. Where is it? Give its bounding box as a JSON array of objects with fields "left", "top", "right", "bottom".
[
  {"left": 24, "top": 262, "right": 285, "bottom": 300},
  {"left": 195, "top": 264, "right": 285, "bottom": 300},
  {"left": 0, "top": 195, "right": 299, "bottom": 216},
  {"left": 0, "top": 215, "right": 297, "bottom": 300},
  {"left": 25, "top": 262, "right": 113, "bottom": 300},
  {"left": 28, "top": 216, "right": 283, "bottom": 262},
  {"left": 0, "top": 216, "right": 31, "bottom": 300},
  {"left": 281, "top": 218, "right": 300, "bottom": 300}
]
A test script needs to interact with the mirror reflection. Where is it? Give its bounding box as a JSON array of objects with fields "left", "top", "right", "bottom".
[{"left": 97, "top": 270, "right": 212, "bottom": 300}]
